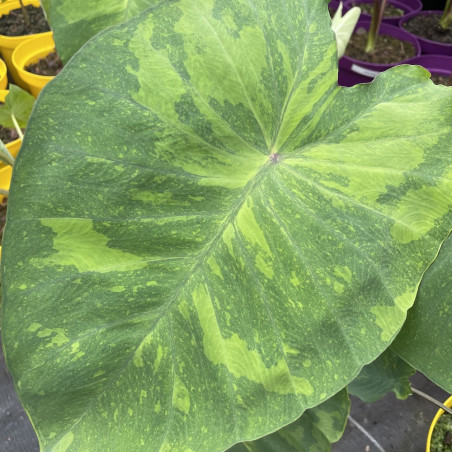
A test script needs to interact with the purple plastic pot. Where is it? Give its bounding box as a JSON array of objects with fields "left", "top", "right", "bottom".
[
  {"left": 400, "top": 11, "right": 452, "bottom": 56},
  {"left": 329, "top": 0, "right": 340, "bottom": 10},
  {"left": 344, "top": 0, "right": 422, "bottom": 26},
  {"left": 406, "top": 54, "right": 452, "bottom": 81},
  {"left": 338, "top": 20, "right": 421, "bottom": 86}
]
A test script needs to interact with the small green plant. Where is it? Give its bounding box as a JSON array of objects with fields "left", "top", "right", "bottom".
[
  {"left": 440, "top": 0, "right": 452, "bottom": 30},
  {"left": 0, "top": 84, "right": 35, "bottom": 142},
  {"left": 0, "top": 84, "right": 34, "bottom": 197}
]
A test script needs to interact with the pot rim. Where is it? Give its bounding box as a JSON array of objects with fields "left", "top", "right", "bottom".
[{"left": 426, "top": 395, "right": 452, "bottom": 452}]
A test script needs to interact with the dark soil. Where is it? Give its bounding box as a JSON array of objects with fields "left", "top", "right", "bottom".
[
  {"left": 0, "top": 5, "right": 50, "bottom": 36},
  {"left": 350, "top": 2, "right": 404, "bottom": 17},
  {"left": 402, "top": 13, "right": 452, "bottom": 44},
  {"left": 25, "top": 51, "right": 63, "bottom": 76},
  {"left": 344, "top": 27, "right": 417, "bottom": 63},
  {"left": 431, "top": 74, "right": 452, "bottom": 85},
  {"left": 0, "top": 125, "right": 21, "bottom": 144}
]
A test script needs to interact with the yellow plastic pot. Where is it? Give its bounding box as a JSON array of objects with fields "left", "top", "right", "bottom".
[
  {"left": 0, "top": 0, "right": 44, "bottom": 88},
  {"left": 0, "top": 137, "right": 20, "bottom": 201},
  {"left": 12, "top": 31, "right": 55, "bottom": 97},
  {"left": 426, "top": 395, "right": 452, "bottom": 452},
  {"left": 0, "top": 89, "right": 21, "bottom": 202},
  {"left": 0, "top": 58, "right": 7, "bottom": 90}
]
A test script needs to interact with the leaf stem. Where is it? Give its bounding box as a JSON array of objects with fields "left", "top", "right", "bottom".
[
  {"left": 365, "top": 0, "right": 387, "bottom": 53},
  {"left": 0, "top": 140, "right": 15, "bottom": 167},
  {"left": 411, "top": 387, "right": 452, "bottom": 415},
  {"left": 347, "top": 415, "right": 386, "bottom": 452},
  {"left": 18, "top": 0, "right": 31, "bottom": 30},
  {"left": 10, "top": 113, "right": 23, "bottom": 140}
]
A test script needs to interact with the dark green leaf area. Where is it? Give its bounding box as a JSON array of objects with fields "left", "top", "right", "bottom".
[
  {"left": 348, "top": 349, "right": 415, "bottom": 403},
  {"left": 46, "top": 0, "right": 164, "bottom": 63},
  {"left": 230, "top": 389, "right": 350, "bottom": 452},
  {"left": 393, "top": 233, "right": 452, "bottom": 393}
]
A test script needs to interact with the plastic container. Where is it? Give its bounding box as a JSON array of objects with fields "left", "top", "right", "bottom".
[
  {"left": 0, "top": 58, "right": 7, "bottom": 90},
  {"left": 344, "top": 0, "right": 422, "bottom": 26},
  {"left": 426, "top": 395, "right": 452, "bottom": 452},
  {"left": 0, "top": 0, "right": 44, "bottom": 87},
  {"left": 338, "top": 20, "right": 421, "bottom": 86},
  {"left": 12, "top": 31, "right": 56, "bottom": 97},
  {"left": 407, "top": 54, "right": 452, "bottom": 82},
  {"left": 400, "top": 11, "right": 452, "bottom": 56}
]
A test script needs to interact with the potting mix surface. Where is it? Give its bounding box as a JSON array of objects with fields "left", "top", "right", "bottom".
[
  {"left": 0, "top": 5, "right": 50, "bottom": 36},
  {"left": 403, "top": 14, "right": 452, "bottom": 44},
  {"left": 344, "top": 28, "right": 417, "bottom": 64}
]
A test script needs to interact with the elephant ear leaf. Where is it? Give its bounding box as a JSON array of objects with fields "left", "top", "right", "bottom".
[
  {"left": 3, "top": 0, "right": 452, "bottom": 451},
  {"left": 230, "top": 389, "right": 350, "bottom": 452},
  {"left": 393, "top": 234, "right": 452, "bottom": 393},
  {"left": 348, "top": 349, "right": 415, "bottom": 403},
  {"left": 43, "top": 0, "right": 163, "bottom": 62}
]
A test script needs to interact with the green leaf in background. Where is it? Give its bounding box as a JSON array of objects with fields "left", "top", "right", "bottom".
[
  {"left": 393, "top": 234, "right": 452, "bottom": 393},
  {"left": 230, "top": 389, "right": 350, "bottom": 452},
  {"left": 0, "top": 84, "right": 35, "bottom": 130},
  {"left": 348, "top": 349, "right": 415, "bottom": 403},
  {"left": 0, "top": 139, "right": 15, "bottom": 167},
  {"left": 3, "top": 0, "right": 452, "bottom": 450},
  {"left": 39, "top": 0, "right": 51, "bottom": 23},
  {"left": 42, "top": 0, "right": 162, "bottom": 63}
]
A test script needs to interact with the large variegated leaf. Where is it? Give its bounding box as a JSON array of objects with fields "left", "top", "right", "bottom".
[
  {"left": 3, "top": 0, "right": 452, "bottom": 450},
  {"left": 393, "top": 234, "right": 452, "bottom": 393},
  {"left": 230, "top": 389, "right": 350, "bottom": 451},
  {"left": 42, "top": 0, "right": 161, "bottom": 63},
  {"left": 348, "top": 349, "right": 414, "bottom": 403}
]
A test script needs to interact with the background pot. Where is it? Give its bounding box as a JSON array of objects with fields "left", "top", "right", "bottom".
[
  {"left": 344, "top": 0, "right": 422, "bottom": 26},
  {"left": 0, "top": 58, "right": 7, "bottom": 90},
  {"left": 338, "top": 20, "right": 421, "bottom": 86},
  {"left": 426, "top": 395, "right": 452, "bottom": 452},
  {"left": 407, "top": 54, "right": 452, "bottom": 84},
  {"left": 12, "top": 31, "right": 56, "bottom": 97},
  {"left": 0, "top": 0, "right": 43, "bottom": 88},
  {"left": 329, "top": 0, "right": 340, "bottom": 14},
  {"left": 400, "top": 11, "right": 452, "bottom": 56}
]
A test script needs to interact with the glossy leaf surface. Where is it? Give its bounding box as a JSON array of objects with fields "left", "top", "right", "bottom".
[
  {"left": 3, "top": 0, "right": 452, "bottom": 451},
  {"left": 348, "top": 349, "right": 414, "bottom": 403},
  {"left": 230, "top": 389, "right": 350, "bottom": 451},
  {"left": 42, "top": 0, "right": 161, "bottom": 62},
  {"left": 393, "top": 235, "right": 452, "bottom": 393}
]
